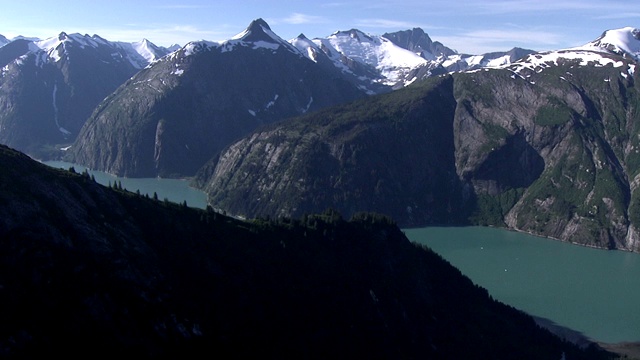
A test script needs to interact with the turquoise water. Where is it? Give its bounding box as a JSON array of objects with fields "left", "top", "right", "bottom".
[
  {"left": 43, "top": 161, "right": 208, "bottom": 209},
  {"left": 405, "top": 226, "right": 640, "bottom": 344}
]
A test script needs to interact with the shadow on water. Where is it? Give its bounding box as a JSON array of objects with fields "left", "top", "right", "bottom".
[
  {"left": 532, "top": 315, "right": 595, "bottom": 349},
  {"left": 534, "top": 315, "right": 640, "bottom": 360}
]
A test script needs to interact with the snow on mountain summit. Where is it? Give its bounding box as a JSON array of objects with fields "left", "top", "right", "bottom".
[
  {"left": 181, "top": 18, "right": 302, "bottom": 57},
  {"left": 29, "top": 32, "right": 170, "bottom": 68},
  {"left": 583, "top": 27, "right": 640, "bottom": 61},
  {"left": 329, "top": 29, "right": 427, "bottom": 68},
  {"left": 321, "top": 29, "right": 428, "bottom": 87},
  {"left": 129, "top": 39, "right": 168, "bottom": 64},
  {"left": 232, "top": 18, "right": 279, "bottom": 43},
  {"left": 289, "top": 33, "right": 323, "bottom": 62}
]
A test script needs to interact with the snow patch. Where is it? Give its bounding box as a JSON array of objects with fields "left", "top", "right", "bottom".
[
  {"left": 51, "top": 83, "right": 71, "bottom": 137},
  {"left": 266, "top": 94, "right": 279, "bottom": 109},
  {"left": 252, "top": 41, "right": 280, "bottom": 51},
  {"left": 290, "top": 35, "right": 320, "bottom": 62},
  {"left": 183, "top": 40, "right": 218, "bottom": 57},
  {"left": 303, "top": 97, "right": 313, "bottom": 113},
  {"left": 510, "top": 50, "right": 627, "bottom": 75}
]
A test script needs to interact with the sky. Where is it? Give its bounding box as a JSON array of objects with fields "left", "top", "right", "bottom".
[{"left": 0, "top": 0, "right": 638, "bottom": 54}]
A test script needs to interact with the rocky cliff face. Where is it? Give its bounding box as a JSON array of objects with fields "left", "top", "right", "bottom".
[
  {"left": 196, "top": 76, "right": 464, "bottom": 225},
  {"left": 383, "top": 27, "right": 457, "bottom": 60},
  {"left": 196, "top": 50, "right": 640, "bottom": 251}
]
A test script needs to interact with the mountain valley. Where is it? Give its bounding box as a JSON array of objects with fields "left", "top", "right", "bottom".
[{"left": 1, "top": 16, "right": 640, "bottom": 358}]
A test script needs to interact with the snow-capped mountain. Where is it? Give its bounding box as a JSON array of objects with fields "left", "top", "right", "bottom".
[
  {"left": 494, "top": 26, "right": 639, "bottom": 79},
  {"left": 30, "top": 32, "right": 172, "bottom": 69},
  {"left": 0, "top": 33, "right": 174, "bottom": 158},
  {"left": 382, "top": 27, "right": 457, "bottom": 61},
  {"left": 290, "top": 27, "right": 533, "bottom": 90},
  {"left": 441, "top": 47, "right": 534, "bottom": 72},
  {"left": 69, "top": 19, "right": 367, "bottom": 177},
  {"left": 306, "top": 29, "right": 431, "bottom": 89},
  {"left": 176, "top": 18, "right": 302, "bottom": 59},
  {"left": 3, "top": 18, "right": 638, "bottom": 171},
  {"left": 580, "top": 27, "right": 640, "bottom": 61},
  {"left": 290, "top": 33, "right": 390, "bottom": 94}
]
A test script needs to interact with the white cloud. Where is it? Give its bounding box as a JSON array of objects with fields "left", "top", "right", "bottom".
[
  {"left": 353, "top": 19, "right": 421, "bottom": 29},
  {"left": 280, "top": 13, "right": 328, "bottom": 25}
]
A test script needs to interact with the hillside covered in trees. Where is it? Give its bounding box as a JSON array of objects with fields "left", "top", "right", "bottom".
[{"left": 0, "top": 145, "right": 614, "bottom": 358}]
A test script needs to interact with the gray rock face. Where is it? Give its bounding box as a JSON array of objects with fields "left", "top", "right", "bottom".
[
  {"left": 383, "top": 27, "right": 456, "bottom": 60},
  {"left": 197, "top": 51, "right": 640, "bottom": 251}
]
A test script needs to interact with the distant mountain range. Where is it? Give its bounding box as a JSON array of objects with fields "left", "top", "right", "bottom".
[
  {"left": 63, "top": 19, "right": 540, "bottom": 177},
  {"left": 0, "top": 32, "right": 175, "bottom": 157},
  {"left": 0, "top": 19, "right": 535, "bottom": 165},
  {"left": 2, "top": 20, "right": 640, "bottom": 252}
]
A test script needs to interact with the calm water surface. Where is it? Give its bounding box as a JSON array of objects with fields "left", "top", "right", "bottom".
[
  {"left": 44, "top": 161, "right": 208, "bottom": 209},
  {"left": 405, "top": 226, "right": 640, "bottom": 344}
]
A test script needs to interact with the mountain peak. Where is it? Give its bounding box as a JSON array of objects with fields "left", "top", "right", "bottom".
[
  {"left": 582, "top": 26, "right": 640, "bottom": 61},
  {"left": 249, "top": 18, "right": 271, "bottom": 31},
  {"left": 232, "top": 18, "right": 280, "bottom": 43},
  {"left": 331, "top": 29, "right": 374, "bottom": 43}
]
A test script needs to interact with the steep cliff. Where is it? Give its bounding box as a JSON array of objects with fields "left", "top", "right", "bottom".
[
  {"left": 196, "top": 50, "right": 640, "bottom": 251},
  {"left": 196, "top": 75, "right": 464, "bottom": 225}
]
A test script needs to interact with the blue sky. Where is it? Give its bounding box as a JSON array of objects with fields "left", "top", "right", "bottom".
[{"left": 1, "top": 0, "right": 638, "bottom": 54}]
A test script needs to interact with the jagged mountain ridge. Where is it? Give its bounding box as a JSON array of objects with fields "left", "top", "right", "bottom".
[
  {"left": 195, "top": 40, "right": 640, "bottom": 252},
  {"left": 67, "top": 19, "right": 544, "bottom": 177},
  {"left": 0, "top": 144, "right": 612, "bottom": 358},
  {"left": 69, "top": 19, "right": 367, "bottom": 177},
  {"left": 0, "top": 32, "right": 173, "bottom": 158},
  {"left": 3, "top": 22, "right": 638, "bottom": 176},
  {"left": 382, "top": 27, "right": 457, "bottom": 60}
]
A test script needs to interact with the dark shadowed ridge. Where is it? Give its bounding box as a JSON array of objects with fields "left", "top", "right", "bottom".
[{"left": 0, "top": 144, "right": 614, "bottom": 358}]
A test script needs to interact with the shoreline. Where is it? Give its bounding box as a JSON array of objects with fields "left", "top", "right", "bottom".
[{"left": 404, "top": 223, "right": 640, "bottom": 254}]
